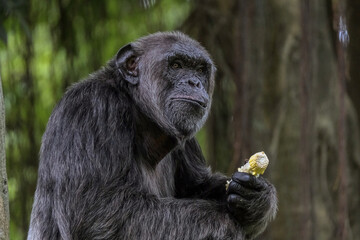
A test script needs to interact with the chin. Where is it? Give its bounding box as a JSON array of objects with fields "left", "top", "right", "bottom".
[
  {"left": 165, "top": 100, "right": 208, "bottom": 137},
  {"left": 172, "top": 112, "right": 207, "bottom": 138},
  {"left": 174, "top": 121, "right": 198, "bottom": 137}
]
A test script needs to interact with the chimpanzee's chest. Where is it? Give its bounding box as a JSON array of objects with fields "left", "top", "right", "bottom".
[{"left": 140, "top": 154, "right": 176, "bottom": 198}]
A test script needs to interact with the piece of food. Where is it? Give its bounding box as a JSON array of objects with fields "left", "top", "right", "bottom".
[
  {"left": 226, "top": 151, "right": 269, "bottom": 191},
  {"left": 238, "top": 151, "right": 269, "bottom": 177}
]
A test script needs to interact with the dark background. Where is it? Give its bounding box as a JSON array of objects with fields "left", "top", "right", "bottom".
[{"left": 1, "top": 0, "right": 359, "bottom": 239}]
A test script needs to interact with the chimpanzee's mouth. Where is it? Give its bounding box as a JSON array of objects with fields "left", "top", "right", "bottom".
[{"left": 172, "top": 97, "right": 208, "bottom": 108}]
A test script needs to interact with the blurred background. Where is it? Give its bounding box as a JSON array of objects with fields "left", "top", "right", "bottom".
[{"left": 0, "top": 0, "right": 359, "bottom": 239}]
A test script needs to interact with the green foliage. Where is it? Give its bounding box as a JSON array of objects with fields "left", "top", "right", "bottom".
[{"left": 0, "top": 0, "right": 190, "bottom": 239}]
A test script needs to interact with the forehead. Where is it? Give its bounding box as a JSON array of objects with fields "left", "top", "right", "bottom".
[
  {"left": 135, "top": 33, "right": 213, "bottom": 64},
  {"left": 165, "top": 41, "right": 211, "bottom": 63}
]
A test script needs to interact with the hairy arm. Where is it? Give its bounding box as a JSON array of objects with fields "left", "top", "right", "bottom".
[
  {"left": 113, "top": 193, "right": 243, "bottom": 240},
  {"left": 174, "top": 138, "right": 278, "bottom": 239},
  {"left": 173, "top": 139, "right": 229, "bottom": 201},
  {"left": 41, "top": 177, "right": 245, "bottom": 240}
]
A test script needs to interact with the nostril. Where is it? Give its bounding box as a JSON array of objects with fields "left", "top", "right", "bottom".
[{"left": 188, "top": 79, "right": 201, "bottom": 88}]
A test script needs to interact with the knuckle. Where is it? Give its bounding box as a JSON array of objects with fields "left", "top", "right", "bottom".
[{"left": 232, "top": 172, "right": 251, "bottom": 182}]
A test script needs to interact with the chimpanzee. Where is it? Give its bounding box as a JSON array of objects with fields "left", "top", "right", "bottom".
[{"left": 28, "top": 31, "right": 277, "bottom": 240}]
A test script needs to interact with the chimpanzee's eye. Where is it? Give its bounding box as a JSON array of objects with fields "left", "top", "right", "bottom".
[
  {"left": 197, "top": 65, "right": 206, "bottom": 73},
  {"left": 171, "top": 60, "right": 183, "bottom": 70}
]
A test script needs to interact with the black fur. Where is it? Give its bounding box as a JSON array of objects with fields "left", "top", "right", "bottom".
[{"left": 28, "top": 32, "right": 277, "bottom": 240}]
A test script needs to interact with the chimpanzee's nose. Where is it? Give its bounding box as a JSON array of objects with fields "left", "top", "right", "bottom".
[{"left": 187, "top": 79, "right": 201, "bottom": 88}]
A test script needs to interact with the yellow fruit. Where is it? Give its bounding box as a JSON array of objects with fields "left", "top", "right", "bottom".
[
  {"left": 226, "top": 151, "right": 269, "bottom": 191},
  {"left": 238, "top": 151, "right": 269, "bottom": 177}
]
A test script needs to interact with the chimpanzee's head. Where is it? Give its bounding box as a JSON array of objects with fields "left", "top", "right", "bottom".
[{"left": 116, "top": 32, "right": 216, "bottom": 139}]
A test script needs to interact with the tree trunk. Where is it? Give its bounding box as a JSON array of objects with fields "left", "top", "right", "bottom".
[{"left": 0, "top": 76, "right": 9, "bottom": 240}]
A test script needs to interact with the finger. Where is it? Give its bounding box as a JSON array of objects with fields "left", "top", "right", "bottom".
[
  {"left": 227, "top": 180, "right": 258, "bottom": 200},
  {"left": 227, "top": 194, "right": 253, "bottom": 212},
  {"left": 227, "top": 193, "right": 247, "bottom": 209},
  {"left": 232, "top": 172, "right": 267, "bottom": 191}
]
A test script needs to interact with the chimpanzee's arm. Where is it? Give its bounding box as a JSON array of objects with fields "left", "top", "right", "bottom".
[
  {"left": 173, "top": 138, "right": 278, "bottom": 239},
  {"left": 173, "top": 138, "right": 229, "bottom": 201}
]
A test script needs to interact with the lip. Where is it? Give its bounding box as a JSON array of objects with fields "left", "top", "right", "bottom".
[{"left": 172, "top": 96, "right": 208, "bottom": 108}]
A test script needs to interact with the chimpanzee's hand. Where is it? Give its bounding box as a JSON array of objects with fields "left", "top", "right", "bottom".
[{"left": 226, "top": 172, "right": 277, "bottom": 226}]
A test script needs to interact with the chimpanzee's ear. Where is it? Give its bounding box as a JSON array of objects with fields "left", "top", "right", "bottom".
[{"left": 115, "top": 44, "right": 139, "bottom": 85}]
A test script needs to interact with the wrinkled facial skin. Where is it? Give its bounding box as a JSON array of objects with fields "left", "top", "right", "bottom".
[{"left": 161, "top": 45, "right": 213, "bottom": 136}]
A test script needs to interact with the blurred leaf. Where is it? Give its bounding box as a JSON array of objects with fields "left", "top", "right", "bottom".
[{"left": 0, "top": 25, "right": 7, "bottom": 44}]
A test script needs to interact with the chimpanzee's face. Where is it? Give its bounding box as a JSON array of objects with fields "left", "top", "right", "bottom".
[{"left": 160, "top": 42, "right": 214, "bottom": 136}]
